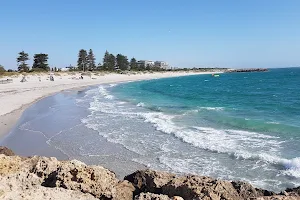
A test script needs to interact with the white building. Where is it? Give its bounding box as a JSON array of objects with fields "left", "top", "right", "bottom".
[
  {"left": 137, "top": 60, "right": 155, "bottom": 68},
  {"left": 154, "top": 61, "right": 170, "bottom": 69},
  {"left": 137, "top": 60, "right": 171, "bottom": 70},
  {"left": 60, "top": 67, "right": 69, "bottom": 72}
]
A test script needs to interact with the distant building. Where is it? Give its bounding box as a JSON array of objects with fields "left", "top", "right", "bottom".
[
  {"left": 65, "top": 65, "right": 77, "bottom": 71},
  {"left": 154, "top": 61, "right": 170, "bottom": 69},
  {"left": 60, "top": 68, "right": 69, "bottom": 72},
  {"left": 137, "top": 60, "right": 155, "bottom": 68}
]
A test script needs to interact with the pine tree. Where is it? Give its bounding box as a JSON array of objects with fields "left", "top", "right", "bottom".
[
  {"left": 108, "top": 54, "right": 116, "bottom": 71},
  {"left": 87, "top": 49, "right": 96, "bottom": 71},
  {"left": 17, "top": 51, "right": 30, "bottom": 72},
  {"left": 102, "top": 50, "right": 115, "bottom": 71},
  {"left": 130, "top": 57, "right": 138, "bottom": 71},
  {"left": 77, "top": 49, "right": 88, "bottom": 71},
  {"left": 116, "top": 54, "right": 129, "bottom": 71},
  {"left": 102, "top": 50, "right": 110, "bottom": 70},
  {"left": 32, "top": 53, "right": 49, "bottom": 71}
]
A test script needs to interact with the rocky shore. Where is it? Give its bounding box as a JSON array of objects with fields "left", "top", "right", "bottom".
[{"left": 0, "top": 147, "right": 299, "bottom": 200}]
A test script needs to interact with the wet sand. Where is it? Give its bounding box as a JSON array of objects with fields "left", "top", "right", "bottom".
[{"left": 0, "top": 87, "right": 147, "bottom": 178}]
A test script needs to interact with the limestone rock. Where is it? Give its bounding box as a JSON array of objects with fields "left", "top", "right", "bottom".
[
  {"left": 0, "top": 155, "right": 97, "bottom": 200},
  {"left": 171, "top": 196, "right": 184, "bottom": 200},
  {"left": 0, "top": 154, "right": 120, "bottom": 199},
  {"left": 0, "top": 154, "right": 23, "bottom": 175},
  {"left": 285, "top": 186, "right": 300, "bottom": 196},
  {"left": 0, "top": 146, "right": 15, "bottom": 156},
  {"left": 124, "top": 169, "right": 176, "bottom": 194},
  {"left": 134, "top": 193, "right": 184, "bottom": 200},
  {"left": 34, "top": 158, "right": 119, "bottom": 199},
  {"left": 125, "top": 170, "right": 278, "bottom": 200},
  {"left": 231, "top": 181, "right": 275, "bottom": 198},
  {"left": 0, "top": 151, "right": 299, "bottom": 200},
  {"left": 115, "top": 180, "right": 135, "bottom": 200},
  {"left": 258, "top": 195, "right": 300, "bottom": 200},
  {"left": 134, "top": 192, "right": 171, "bottom": 200}
]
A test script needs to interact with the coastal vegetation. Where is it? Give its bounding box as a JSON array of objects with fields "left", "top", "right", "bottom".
[
  {"left": 0, "top": 65, "right": 5, "bottom": 74},
  {"left": 17, "top": 51, "right": 30, "bottom": 72}
]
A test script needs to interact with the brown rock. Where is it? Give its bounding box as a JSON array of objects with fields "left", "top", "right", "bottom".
[
  {"left": 134, "top": 192, "right": 171, "bottom": 200},
  {"left": 0, "top": 155, "right": 97, "bottom": 200},
  {"left": 259, "top": 195, "right": 300, "bottom": 200},
  {"left": 162, "top": 175, "right": 242, "bottom": 200},
  {"left": 171, "top": 196, "right": 184, "bottom": 200},
  {"left": 134, "top": 193, "right": 184, "bottom": 200},
  {"left": 124, "top": 169, "right": 176, "bottom": 195},
  {"left": 115, "top": 180, "right": 135, "bottom": 200},
  {"left": 0, "top": 146, "right": 15, "bottom": 156},
  {"left": 125, "top": 170, "right": 279, "bottom": 200},
  {"left": 285, "top": 186, "right": 300, "bottom": 196},
  {"left": 0, "top": 154, "right": 300, "bottom": 200},
  {"left": 231, "top": 181, "right": 275, "bottom": 198},
  {"left": 0, "top": 154, "right": 22, "bottom": 175},
  {"left": 0, "top": 155, "right": 121, "bottom": 199},
  {"left": 37, "top": 159, "right": 119, "bottom": 199}
]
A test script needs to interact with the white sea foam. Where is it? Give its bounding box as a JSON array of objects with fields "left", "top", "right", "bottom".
[
  {"left": 198, "top": 107, "right": 224, "bottom": 111},
  {"left": 138, "top": 112, "right": 300, "bottom": 177},
  {"left": 109, "top": 83, "right": 118, "bottom": 87},
  {"left": 281, "top": 157, "right": 300, "bottom": 178},
  {"left": 266, "top": 121, "right": 280, "bottom": 124},
  {"left": 182, "top": 107, "right": 223, "bottom": 115},
  {"left": 141, "top": 112, "right": 178, "bottom": 134},
  {"left": 137, "top": 102, "right": 145, "bottom": 107},
  {"left": 75, "top": 99, "right": 84, "bottom": 103},
  {"left": 93, "top": 85, "right": 114, "bottom": 100}
]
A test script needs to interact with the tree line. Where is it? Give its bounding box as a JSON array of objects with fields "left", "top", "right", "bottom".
[
  {"left": 76, "top": 49, "right": 164, "bottom": 72},
  {"left": 2, "top": 49, "right": 227, "bottom": 73},
  {"left": 4, "top": 49, "right": 165, "bottom": 73}
]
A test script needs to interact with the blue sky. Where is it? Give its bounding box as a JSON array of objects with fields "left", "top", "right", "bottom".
[{"left": 1, "top": 0, "right": 300, "bottom": 69}]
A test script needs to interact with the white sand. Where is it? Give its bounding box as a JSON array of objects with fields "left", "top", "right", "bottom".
[{"left": 0, "top": 71, "right": 216, "bottom": 137}]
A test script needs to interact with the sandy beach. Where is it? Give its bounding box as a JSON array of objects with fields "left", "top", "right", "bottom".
[{"left": 0, "top": 71, "right": 216, "bottom": 139}]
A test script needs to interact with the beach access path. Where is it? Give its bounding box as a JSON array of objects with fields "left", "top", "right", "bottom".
[{"left": 0, "top": 71, "right": 216, "bottom": 138}]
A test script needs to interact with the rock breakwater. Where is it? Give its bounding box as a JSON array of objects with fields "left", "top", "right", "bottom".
[
  {"left": 0, "top": 147, "right": 299, "bottom": 200},
  {"left": 226, "top": 68, "right": 268, "bottom": 73}
]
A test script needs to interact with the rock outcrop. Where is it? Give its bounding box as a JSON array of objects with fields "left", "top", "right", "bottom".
[
  {"left": 0, "top": 146, "right": 15, "bottom": 156},
  {"left": 0, "top": 154, "right": 132, "bottom": 200},
  {"left": 0, "top": 147, "right": 299, "bottom": 200},
  {"left": 125, "top": 169, "right": 275, "bottom": 200},
  {"left": 134, "top": 192, "right": 184, "bottom": 200}
]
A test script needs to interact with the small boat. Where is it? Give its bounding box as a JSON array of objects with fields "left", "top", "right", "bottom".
[{"left": 212, "top": 74, "right": 220, "bottom": 77}]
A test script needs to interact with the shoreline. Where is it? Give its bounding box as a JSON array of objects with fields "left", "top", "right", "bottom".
[{"left": 0, "top": 71, "right": 218, "bottom": 139}]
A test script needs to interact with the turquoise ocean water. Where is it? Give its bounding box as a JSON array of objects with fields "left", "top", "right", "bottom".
[{"left": 79, "top": 68, "right": 300, "bottom": 191}]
